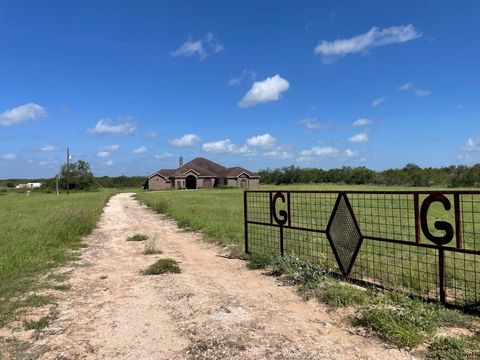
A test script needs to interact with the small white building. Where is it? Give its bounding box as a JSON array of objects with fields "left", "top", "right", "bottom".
[{"left": 16, "top": 183, "right": 42, "bottom": 189}]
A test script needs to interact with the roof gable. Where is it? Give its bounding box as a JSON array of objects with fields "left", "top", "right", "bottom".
[{"left": 221, "top": 166, "right": 259, "bottom": 178}]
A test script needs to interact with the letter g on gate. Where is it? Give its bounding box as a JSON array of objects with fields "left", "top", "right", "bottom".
[
  {"left": 270, "top": 192, "right": 288, "bottom": 226},
  {"left": 420, "top": 193, "right": 454, "bottom": 246}
]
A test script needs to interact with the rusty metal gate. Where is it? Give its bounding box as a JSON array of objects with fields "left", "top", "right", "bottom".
[{"left": 244, "top": 190, "right": 480, "bottom": 307}]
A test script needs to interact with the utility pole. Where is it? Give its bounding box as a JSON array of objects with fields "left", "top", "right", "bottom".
[{"left": 66, "top": 147, "right": 70, "bottom": 195}]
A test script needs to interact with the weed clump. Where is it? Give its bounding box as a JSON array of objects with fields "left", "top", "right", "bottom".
[
  {"left": 142, "top": 258, "right": 181, "bottom": 275},
  {"left": 144, "top": 238, "right": 162, "bottom": 255},
  {"left": 316, "top": 282, "right": 370, "bottom": 308},
  {"left": 247, "top": 253, "right": 273, "bottom": 270},
  {"left": 126, "top": 234, "right": 148, "bottom": 242},
  {"left": 23, "top": 317, "right": 49, "bottom": 330},
  {"left": 427, "top": 336, "right": 467, "bottom": 360},
  {"left": 270, "top": 256, "right": 329, "bottom": 288}
]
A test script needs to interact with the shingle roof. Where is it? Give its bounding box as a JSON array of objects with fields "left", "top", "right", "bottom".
[
  {"left": 148, "top": 168, "right": 175, "bottom": 179},
  {"left": 220, "top": 166, "right": 259, "bottom": 178},
  {"left": 172, "top": 157, "right": 227, "bottom": 177}
]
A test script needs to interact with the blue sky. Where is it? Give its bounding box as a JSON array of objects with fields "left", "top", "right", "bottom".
[{"left": 1, "top": 1, "right": 479, "bottom": 178}]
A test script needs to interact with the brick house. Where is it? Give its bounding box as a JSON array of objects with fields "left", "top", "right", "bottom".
[{"left": 145, "top": 157, "right": 260, "bottom": 190}]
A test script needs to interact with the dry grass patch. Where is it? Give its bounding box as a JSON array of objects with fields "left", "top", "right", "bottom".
[{"left": 144, "top": 237, "right": 162, "bottom": 255}]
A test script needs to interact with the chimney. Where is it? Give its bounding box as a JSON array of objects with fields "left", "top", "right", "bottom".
[{"left": 179, "top": 156, "right": 184, "bottom": 167}]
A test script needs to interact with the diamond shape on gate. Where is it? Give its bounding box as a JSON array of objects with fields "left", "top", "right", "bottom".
[{"left": 326, "top": 193, "right": 363, "bottom": 276}]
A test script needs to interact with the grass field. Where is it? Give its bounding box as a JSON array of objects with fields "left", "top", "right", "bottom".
[{"left": 0, "top": 190, "right": 117, "bottom": 326}]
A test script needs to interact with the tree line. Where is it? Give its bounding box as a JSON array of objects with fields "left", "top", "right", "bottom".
[
  {"left": 258, "top": 163, "right": 480, "bottom": 187},
  {"left": 1, "top": 160, "right": 145, "bottom": 191},
  {"left": 4, "top": 161, "right": 480, "bottom": 191}
]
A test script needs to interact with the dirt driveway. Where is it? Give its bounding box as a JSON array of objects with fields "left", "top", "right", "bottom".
[{"left": 23, "top": 193, "right": 413, "bottom": 359}]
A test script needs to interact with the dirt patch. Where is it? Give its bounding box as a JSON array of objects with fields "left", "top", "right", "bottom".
[{"left": 1, "top": 193, "right": 415, "bottom": 359}]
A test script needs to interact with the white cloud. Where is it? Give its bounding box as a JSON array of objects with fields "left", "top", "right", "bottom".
[
  {"left": 97, "top": 144, "right": 120, "bottom": 158},
  {"left": 105, "top": 159, "right": 114, "bottom": 166},
  {"left": 87, "top": 117, "right": 136, "bottom": 135},
  {"left": 202, "top": 139, "right": 236, "bottom": 153},
  {"left": 246, "top": 133, "right": 276, "bottom": 147},
  {"left": 155, "top": 152, "right": 174, "bottom": 159},
  {"left": 228, "top": 69, "right": 257, "bottom": 86},
  {"left": 202, "top": 139, "right": 252, "bottom": 155},
  {"left": 238, "top": 75, "right": 290, "bottom": 108},
  {"left": 145, "top": 130, "right": 159, "bottom": 138},
  {"left": 300, "top": 146, "right": 339, "bottom": 157},
  {"left": 352, "top": 118, "right": 372, "bottom": 127},
  {"left": 101, "top": 144, "right": 120, "bottom": 152},
  {"left": 169, "top": 134, "right": 201, "bottom": 147},
  {"left": 415, "top": 89, "right": 430, "bottom": 97},
  {"left": 2, "top": 153, "right": 17, "bottom": 160},
  {"left": 345, "top": 148, "right": 359, "bottom": 158},
  {"left": 297, "top": 117, "right": 325, "bottom": 130},
  {"left": 349, "top": 132, "right": 369, "bottom": 142},
  {"left": 97, "top": 151, "right": 110, "bottom": 158},
  {"left": 171, "top": 39, "right": 205, "bottom": 59},
  {"left": 262, "top": 149, "right": 293, "bottom": 159},
  {"left": 170, "top": 33, "right": 223, "bottom": 60},
  {"left": 314, "top": 25, "right": 421, "bottom": 62},
  {"left": 459, "top": 138, "right": 480, "bottom": 160},
  {"left": 372, "top": 97, "right": 385, "bottom": 107},
  {"left": 398, "top": 82, "right": 412, "bottom": 91},
  {"left": 298, "top": 146, "right": 361, "bottom": 161},
  {"left": 40, "top": 145, "right": 58, "bottom": 152},
  {"left": 0, "top": 103, "right": 47, "bottom": 127},
  {"left": 133, "top": 146, "right": 147, "bottom": 154}
]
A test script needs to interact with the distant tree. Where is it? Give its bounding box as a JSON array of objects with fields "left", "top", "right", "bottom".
[
  {"left": 58, "top": 160, "right": 96, "bottom": 190},
  {"left": 6, "top": 182, "right": 14, "bottom": 188}
]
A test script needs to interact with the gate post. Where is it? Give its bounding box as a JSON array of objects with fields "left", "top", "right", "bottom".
[{"left": 244, "top": 191, "right": 249, "bottom": 254}]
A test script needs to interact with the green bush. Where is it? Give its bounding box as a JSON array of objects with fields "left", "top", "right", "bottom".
[{"left": 142, "top": 258, "right": 181, "bottom": 275}]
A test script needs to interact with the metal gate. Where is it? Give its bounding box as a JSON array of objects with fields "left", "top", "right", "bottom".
[{"left": 244, "top": 190, "right": 480, "bottom": 307}]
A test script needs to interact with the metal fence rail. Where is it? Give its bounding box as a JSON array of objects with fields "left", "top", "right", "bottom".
[{"left": 244, "top": 190, "right": 480, "bottom": 306}]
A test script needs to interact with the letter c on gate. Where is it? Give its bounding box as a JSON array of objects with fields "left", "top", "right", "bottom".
[
  {"left": 420, "top": 193, "right": 454, "bottom": 246},
  {"left": 271, "top": 192, "right": 288, "bottom": 226}
]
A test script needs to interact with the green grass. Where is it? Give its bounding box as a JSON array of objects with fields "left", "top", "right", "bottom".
[
  {"left": 246, "top": 252, "right": 273, "bottom": 270},
  {"left": 126, "top": 233, "right": 149, "bottom": 242},
  {"left": 52, "top": 284, "right": 71, "bottom": 292},
  {"left": 427, "top": 337, "right": 467, "bottom": 360},
  {"left": 426, "top": 335, "right": 480, "bottom": 360},
  {"left": 142, "top": 258, "right": 181, "bottom": 275},
  {"left": 23, "top": 317, "right": 49, "bottom": 331},
  {"left": 0, "top": 190, "right": 116, "bottom": 326},
  {"left": 136, "top": 187, "right": 245, "bottom": 250},
  {"left": 352, "top": 293, "right": 471, "bottom": 348},
  {"left": 315, "top": 281, "right": 371, "bottom": 307}
]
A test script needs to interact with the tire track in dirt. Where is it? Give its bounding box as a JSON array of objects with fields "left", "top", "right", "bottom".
[{"left": 30, "top": 193, "right": 413, "bottom": 359}]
